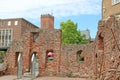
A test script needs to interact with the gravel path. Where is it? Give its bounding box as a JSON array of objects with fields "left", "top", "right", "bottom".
[
  {"left": 0, "top": 75, "right": 17, "bottom": 80},
  {"left": 0, "top": 75, "right": 88, "bottom": 80},
  {"left": 35, "top": 77, "right": 87, "bottom": 80}
]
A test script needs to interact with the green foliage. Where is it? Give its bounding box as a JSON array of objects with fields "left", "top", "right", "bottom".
[
  {"left": 0, "top": 51, "right": 6, "bottom": 64},
  {"left": 0, "top": 59, "right": 3, "bottom": 64},
  {"left": 0, "top": 51, "right": 6, "bottom": 57},
  {"left": 60, "top": 20, "right": 88, "bottom": 44}
]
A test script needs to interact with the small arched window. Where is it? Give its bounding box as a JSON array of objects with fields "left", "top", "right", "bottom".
[
  {"left": 76, "top": 50, "right": 84, "bottom": 62},
  {"left": 46, "top": 49, "right": 54, "bottom": 61},
  {"left": 33, "top": 33, "right": 39, "bottom": 42}
]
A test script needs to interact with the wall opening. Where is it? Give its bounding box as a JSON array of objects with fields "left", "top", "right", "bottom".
[
  {"left": 0, "top": 50, "right": 6, "bottom": 64},
  {"left": 76, "top": 50, "right": 84, "bottom": 62},
  {"left": 98, "top": 34, "right": 104, "bottom": 51},
  {"left": 15, "top": 52, "right": 19, "bottom": 67},
  {"left": 33, "top": 33, "right": 39, "bottom": 43},
  {"left": 46, "top": 49, "right": 54, "bottom": 61},
  {"left": 31, "top": 51, "right": 39, "bottom": 77},
  {"left": 31, "top": 52, "right": 39, "bottom": 60}
]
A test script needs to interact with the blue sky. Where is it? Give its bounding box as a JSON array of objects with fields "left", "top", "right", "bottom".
[{"left": 0, "top": 0, "right": 102, "bottom": 38}]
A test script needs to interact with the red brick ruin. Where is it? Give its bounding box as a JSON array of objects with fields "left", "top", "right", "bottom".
[{"left": 1, "top": 15, "right": 120, "bottom": 80}]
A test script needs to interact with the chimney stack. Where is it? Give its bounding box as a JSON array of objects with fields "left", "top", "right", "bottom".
[{"left": 41, "top": 14, "right": 54, "bottom": 29}]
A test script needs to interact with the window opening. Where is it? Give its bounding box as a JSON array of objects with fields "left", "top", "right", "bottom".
[
  {"left": 76, "top": 50, "right": 84, "bottom": 62},
  {"left": 112, "top": 0, "right": 120, "bottom": 5},
  {"left": 15, "top": 21, "right": 18, "bottom": 25},
  {"left": 98, "top": 34, "right": 104, "bottom": 51},
  {"left": 33, "top": 33, "right": 39, "bottom": 42},
  {"left": 0, "top": 50, "right": 6, "bottom": 64},
  {"left": 15, "top": 52, "right": 19, "bottom": 67},
  {"left": 46, "top": 49, "right": 54, "bottom": 61},
  {"left": 8, "top": 21, "right": 11, "bottom": 26}
]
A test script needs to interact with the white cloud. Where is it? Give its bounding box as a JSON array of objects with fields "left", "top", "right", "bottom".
[{"left": 0, "top": 0, "right": 101, "bottom": 19}]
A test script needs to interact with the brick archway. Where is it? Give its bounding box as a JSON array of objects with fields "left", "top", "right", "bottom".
[
  {"left": 30, "top": 51, "right": 39, "bottom": 77},
  {"left": 28, "top": 52, "right": 37, "bottom": 72}
]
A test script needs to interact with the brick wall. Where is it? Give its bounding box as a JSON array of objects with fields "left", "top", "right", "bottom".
[
  {"left": 93, "top": 16, "right": 120, "bottom": 79},
  {"left": 41, "top": 14, "right": 54, "bottom": 29},
  {"left": 4, "top": 16, "right": 120, "bottom": 80},
  {"left": 60, "top": 44, "right": 86, "bottom": 77}
]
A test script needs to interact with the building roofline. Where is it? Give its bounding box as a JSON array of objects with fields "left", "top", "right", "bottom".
[
  {"left": 21, "top": 18, "right": 39, "bottom": 28},
  {"left": 0, "top": 18, "right": 39, "bottom": 28},
  {"left": 41, "top": 14, "right": 54, "bottom": 19}
]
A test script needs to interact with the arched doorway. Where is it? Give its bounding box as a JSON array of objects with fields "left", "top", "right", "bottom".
[
  {"left": 17, "top": 52, "right": 22, "bottom": 79},
  {"left": 31, "top": 52, "right": 39, "bottom": 78}
]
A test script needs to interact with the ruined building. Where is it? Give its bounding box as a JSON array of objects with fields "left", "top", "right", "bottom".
[
  {"left": 0, "top": 18, "right": 38, "bottom": 50},
  {"left": 0, "top": 0, "right": 119, "bottom": 79},
  {"left": 86, "top": 16, "right": 120, "bottom": 80},
  {"left": 0, "top": 14, "right": 86, "bottom": 78},
  {"left": 1, "top": 14, "right": 119, "bottom": 80}
]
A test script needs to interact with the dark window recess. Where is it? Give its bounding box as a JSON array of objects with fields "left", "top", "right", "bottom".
[
  {"left": 33, "top": 33, "right": 39, "bottom": 42},
  {"left": 15, "top": 52, "right": 19, "bottom": 67},
  {"left": 76, "top": 50, "right": 84, "bottom": 62},
  {"left": 98, "top": 34, "right": 104, "bottom": 50}
]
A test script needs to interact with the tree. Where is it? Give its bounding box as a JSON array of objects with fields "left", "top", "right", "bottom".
[{"left": 60, "top": 19, "right": 88, "bottom": 44}]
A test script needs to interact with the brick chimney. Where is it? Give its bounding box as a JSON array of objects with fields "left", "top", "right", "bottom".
[{"left": 41, "top": 14, "right": 54, "bottom": 29}]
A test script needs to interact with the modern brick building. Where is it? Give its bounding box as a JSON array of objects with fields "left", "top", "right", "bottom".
[
  {"left": 0, "top": 18, "right": 38, "bottom": 51},
  {"left": 102, "top": 0, "right": 120, "bottom": 19},
  {"left": 1, "top": 14, "right": 59, "bottom": 76}
]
